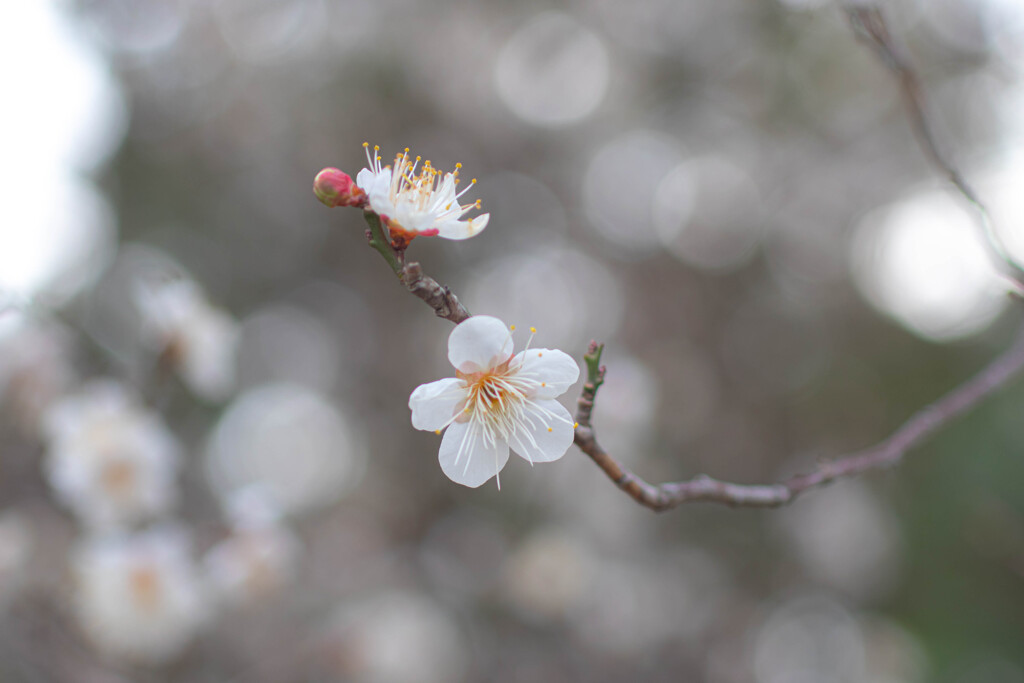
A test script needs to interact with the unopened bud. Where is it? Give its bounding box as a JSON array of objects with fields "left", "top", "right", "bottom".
[{"left": 313, "top": 168, "right": 365, "bottom": 208}]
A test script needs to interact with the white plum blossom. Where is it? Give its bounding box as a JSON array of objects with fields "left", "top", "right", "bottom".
[
  {"left": 355, "top": 143, "right": 489, "bottom": 240},
  {"left": 42, "top": 381, "right": 180, "bottom": 530},
  {"left": 136, "top": 278, "right": 240, "bottom": 402},
  {"left": 71, "top": 526, "right": 209, "bottom": 664},
  {"left": 409, "top": 315, "right": 579, "bottom": 488}
]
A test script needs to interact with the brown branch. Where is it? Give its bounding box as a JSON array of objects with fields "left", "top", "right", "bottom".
[
  {"left": 844, "top": 4, "right": 1024, "bottom": 288},
  {"left": 399, "top": 262, "right": 471, "bottom": 324},
  {"left": 362, "top": 211, "right": 471, "bottom": 324},
  {"left": 572, "top": 319, "right": 1024, "bottom": 511}
]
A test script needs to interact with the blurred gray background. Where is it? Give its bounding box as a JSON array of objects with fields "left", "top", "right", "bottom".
[{"left": 3, "top": 0, "right": 1024, "bottom": 681}]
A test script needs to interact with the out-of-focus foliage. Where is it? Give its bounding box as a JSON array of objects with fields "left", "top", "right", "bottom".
[{"left": 3, "top": 0, "right": 1024, "bottom": 680}]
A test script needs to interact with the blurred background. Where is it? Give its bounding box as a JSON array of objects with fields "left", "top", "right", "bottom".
[{"left": 2, "top": 0, "right": 1024, "bottom": 680}]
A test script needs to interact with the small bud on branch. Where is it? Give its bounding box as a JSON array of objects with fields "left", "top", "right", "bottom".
[{"left": 313, "top": 168, "right": 366, "bottom": 209}]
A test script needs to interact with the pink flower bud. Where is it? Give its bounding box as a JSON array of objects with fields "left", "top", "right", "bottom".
[{"left": 313, "top": 168, "right": 366, "bottom": 208}]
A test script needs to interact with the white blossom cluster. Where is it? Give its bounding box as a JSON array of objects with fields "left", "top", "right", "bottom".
[{"left": 0, "top": 262, "right": 309, "bottom": 666}]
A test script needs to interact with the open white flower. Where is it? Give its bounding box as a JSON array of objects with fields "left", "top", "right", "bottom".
[
  {"left": 356, "top": 143, "right": 489, "bottom": 240},
  {"left": 409, "top": 315, "right": 579, "bottom": 488}
]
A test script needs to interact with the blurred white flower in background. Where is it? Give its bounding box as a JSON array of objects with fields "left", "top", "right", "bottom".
[
  {"left": 136, "top": 278, "right": 240, "bottom": 402},
  {"left": 204, "top": 487, "right": 300, "bottom": 607},
  {"left": 43, "top": 381, "right": 180, "bottom": 530},
  {"left": 356, "top": 144, "right": 489, "bottom": 240},
  {"left": 409, "top": 315, "right": 580, "bottom": 488},
  {"left": 323, "top": 591, "right": 468, "bottom": 683},
  {"left": 72, "top": 526, "right": 208, "bottom": 664}
]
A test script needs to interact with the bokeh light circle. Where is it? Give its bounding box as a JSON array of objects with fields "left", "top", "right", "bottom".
[
  {"left": 495, "top": 12, "right": 610, "bottom": 127},
  {"left": 851, "top": 188, "right": 1008, "bottom": 341},
  {"left": 205, "top": 384, "right": 366, "bottom": 515}
]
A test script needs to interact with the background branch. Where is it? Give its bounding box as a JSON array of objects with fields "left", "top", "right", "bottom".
[{"left": 844, "top": 4, "right": 1024, "bottom": 289}]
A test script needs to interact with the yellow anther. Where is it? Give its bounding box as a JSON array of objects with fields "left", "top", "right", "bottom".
[
  {"left": 455, "top": 162, "right": 462, "bottom": 169},
  {"left": 547, "top": 427, "right": 553, "bottom": 433},
  {"left": 537, "top": 352, "right": 543, "bottom": 357},
  {"left": 363, "top": 141, "right": 369, "bottom": 147},
  {"left": 434, "top": 429, "right": 441, "bottom": 435},
  {"left": 573, "top": 422, "right": 579, "bottom": 429},
  {"left": 510, "top": 324, "right": 516, "bottom": 331},
  {"left": 541, "top": 382, "right": 546, "bottom": 387},
  {"left": 374, "top": 145, "right": 379, "bottom": 150},
  {"left": 530, "top": 327, "right": 537, "bottom": 334},
  {"left": 471, "top": 178, "right": 477, "bottom": 184}
]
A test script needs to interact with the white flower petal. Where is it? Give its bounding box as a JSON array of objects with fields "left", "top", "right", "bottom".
[
  {"left": 355, "top": 167, "right": 376, "bottom": 191},
  {"left": 432, "top": 173, "right": 458, "bottom": 202},
  {"left": 435, "top": 213, "right": 489, "bottom": 240},
  {"left": 364, "top": 168, "right": 394, "bottom": 214},
  {"left": 514, "top": 348, "right": 580, "bottom": 399},
  {"left": 447, "top": 315, "right": 514, "bottom": 373},
  {"left": 438, "top": 420, "right": 510, "bottom": 488},
  {"left": 409, "top": 378, "right": 466, "bottom": 431},
  {"left": 509, "top": 399, "right": 575, "bottom": 464}
]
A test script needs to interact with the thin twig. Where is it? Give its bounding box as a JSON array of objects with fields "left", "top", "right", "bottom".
[
  {"left": 362, "top": 212, "right": 471, "bottom": 324},
  {"left": 572, "top": 319, "right": 1024, "bottom": 511},
  {"left": 844, "top": 4, "right": 1024, "bottom": 288}
]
